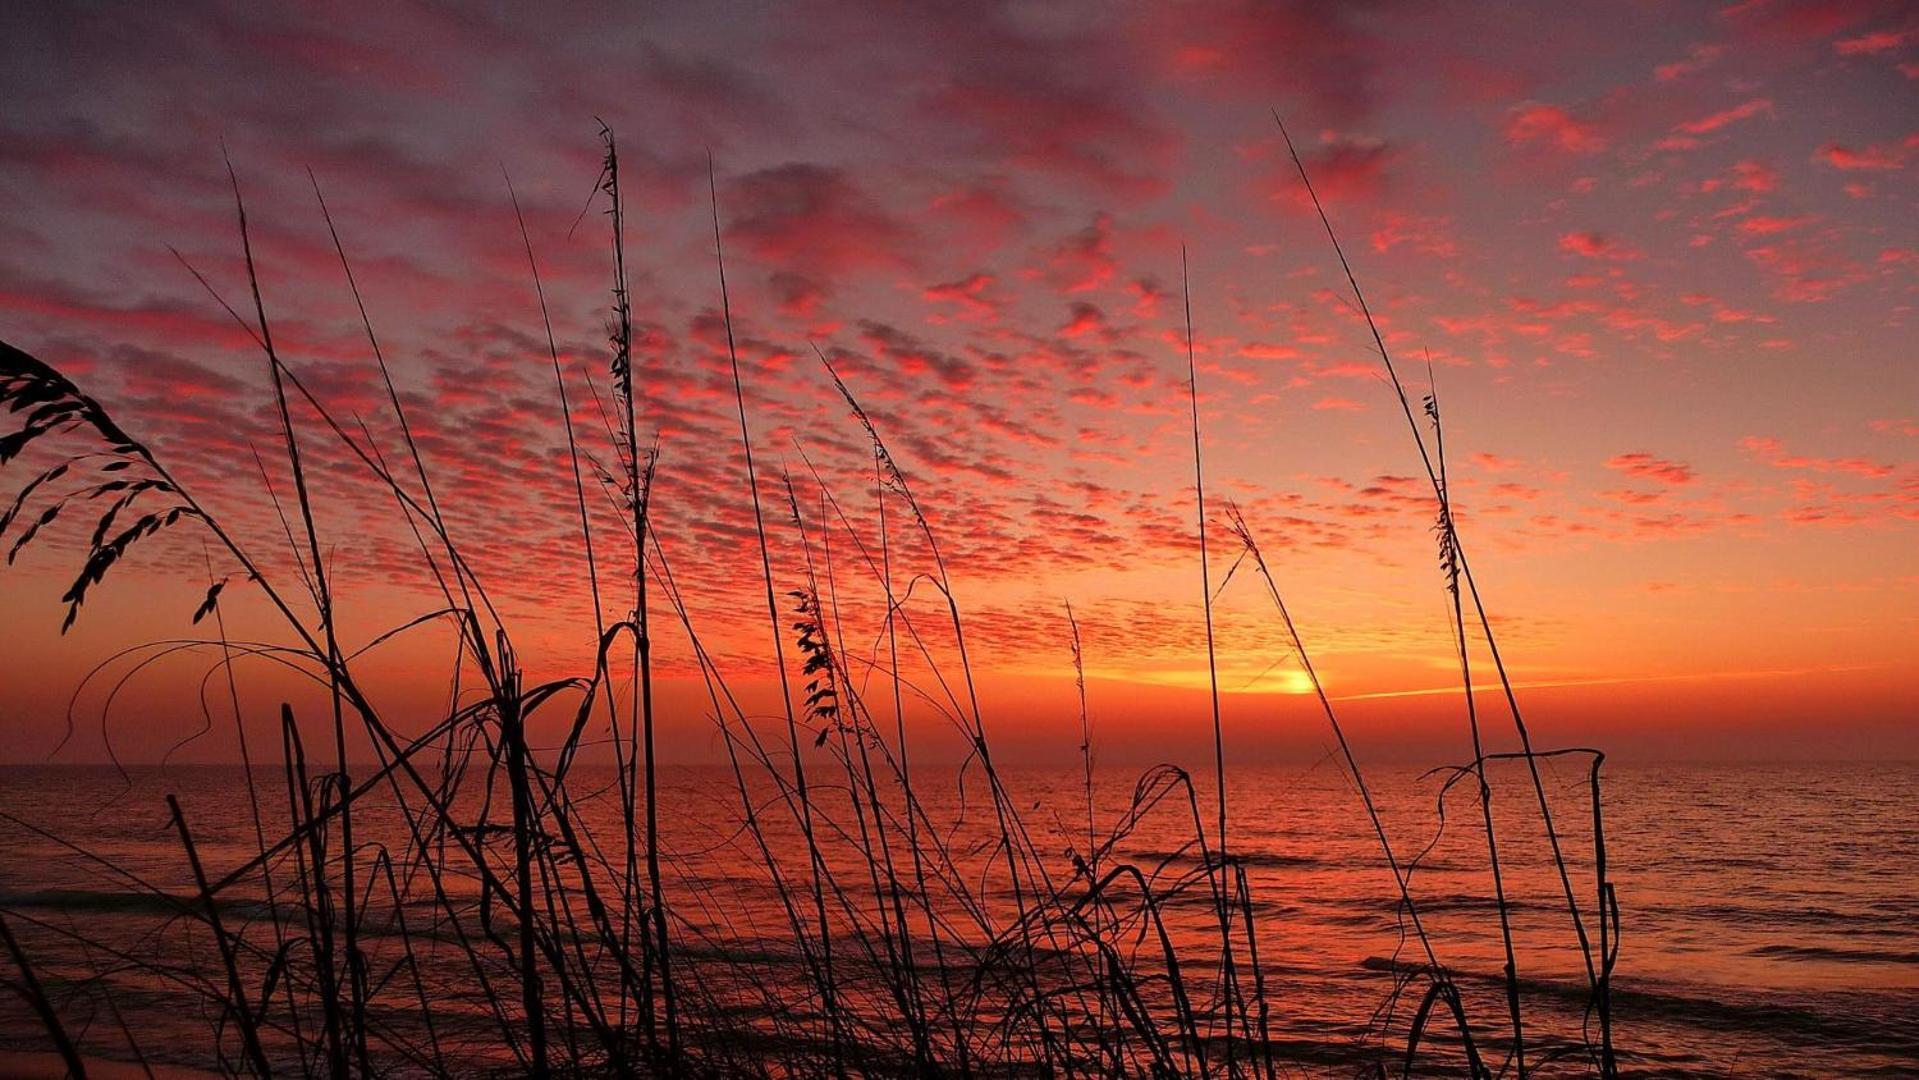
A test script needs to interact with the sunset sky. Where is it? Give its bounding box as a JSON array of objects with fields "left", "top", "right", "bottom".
[{"left": 1, "top": 1, "right": 1913, "bottom": 765}]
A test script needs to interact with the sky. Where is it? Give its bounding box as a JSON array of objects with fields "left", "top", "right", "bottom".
[{"left": 0, "top": 0, "right": 1914, "bottom": 766}]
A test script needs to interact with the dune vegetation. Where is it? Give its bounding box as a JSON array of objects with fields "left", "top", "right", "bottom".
[{"left": 0, "top": 123, "right": 1620, "bottom": 1079}]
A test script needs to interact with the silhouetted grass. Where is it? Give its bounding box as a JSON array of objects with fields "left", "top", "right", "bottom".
[{"left": 0, "top": 124, "right": 1621, "bottom": 1079}]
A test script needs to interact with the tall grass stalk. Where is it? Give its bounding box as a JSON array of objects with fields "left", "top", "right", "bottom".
[
  {"left": 1272, "top": 109, "right": 1607, "bottom": 1075},
  {"left": 1180, "top": 248, "right": 1256, "bottom": 1076},
  {"left": 709, "top": 158, "right": 847, "bottom": 1071}
]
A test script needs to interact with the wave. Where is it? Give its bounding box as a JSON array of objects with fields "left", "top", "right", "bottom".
[
  {"left": 1747, "top": 942, "right": 1919, "bottom": 966},
  {"left": 4, "top": 887, "right": 198, "bottom": 915},
  {"left": 1358, "top": 955, "right": 1919, "bottom": 1056}
]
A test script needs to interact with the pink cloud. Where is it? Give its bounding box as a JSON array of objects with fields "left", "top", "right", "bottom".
[
  {"left": 1370, "top": 211, "right": 1458, "bottom": 257},
  {"left": 855, "top": 320, "right": 977, "bottom": 391},
  {"left": 1655, "top": 43, "right": 1727, "bottom": 81},
  {"left": 1559, "top": 231, "right": 1641, "bottom": 260},
  {"left": 1815, "top": 136, "right": 1914, "bottom": 170},
  {"left": 1744, "top": 241, "right": 1867, "bottom": 301},
  {"left": 1134, "top": 1, "right": 1386, "bottom": 121},
  {"left": 1239, "top": 342, "right": 1301, "bottom": 361},
  {"left": 1607, "top": 453, "right": 1695, "bottom": 485},
  {"left": 1504, "top": 103, "right": 1607, "bottom": 154},
  {"left": 928, "top": 179, "right": 1027, "bottom": 244},
  {"left": 1058, "top": 301, "right": 1107, "bottom": 339},
  {"left": 930, "top": 79, "right": 1171, "bottom": 199},
  {"left": 1740, "top": 436, "right": 1897, "bottom": 477},
  {"left": 1047, "top": 213, "right": 1119, "bottom": 294},
  {"left": 724, "top": 163, "right": 914, "bottom": 282},
  {"left": 1674, "top": 97, "right": 1774, "bottom": 135},
  {"left": 1722, "top": 0, "right": 1883, "bottom": 42},
  {"left": 1737, "top": 214, "right": 1816, "bottom": 235},
  {"left": 1701, "top": 159, "right": 1781, "bottom": 193},
  {"left": 1834, "top": 27, "right": 1912, "bottom": 54},
  {"left": 923, "top": 272, "right": 1001, "bottom": 319},
  {"left": 1263, "top": 132, "right": 1397, "bottom": 208}
]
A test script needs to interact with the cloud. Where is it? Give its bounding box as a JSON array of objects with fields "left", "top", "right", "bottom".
[
  {"left": 767, "top": 271, "right": 828, "bottom": 317},
  {"left": 1504, "top": 103, "right": 1607, "bottom": 154},
  {"left": 1045, "top": 213, "right": 1119, "bottom": 294},
  {"left": 932, "top": 78, "right": 1172, "bottom": 199},
  {"left": 1834, "top": 27, "right": 1913, "bottom": 54},
  {"left": 1269, "top": 133, "right": 1397, "bottom": 207},
  {"left": 1559, "top": 231, "right": 1640, "bottom": 260},
  {"left": 927, "top": 179, "right": 1026, "bottom": 243},
  {"left": 1744, "top": 241, "right": 1867, "bottom": 301},
  {"left": 723, "top": 163, "right": 914, "bottom": 283},
  {"left": 855, "top": 320, "right": 977, "bottom": 391},
  {"left": 1370, "top": 211, "right": 1458, "bottom": 257},
  {"left": 923, "top": 272, "right": 1001, "bottom": 319},
  {"left": 1311, "top": 396, "right": 1366, "bottom": 411},
  {"left": 1058, "top": 302, "right": 1107, "bottom": 339},
  {"left": 1740, "top": 436, "right": 1896, "bottom": 477},
  {"left": 1736, "top": 214, "right": 1816, "bottom": 235},
  {"left": 1655, "top": 42, "right": 1727, "bottom": 81},
  {"left": 1133, "top": 0, "right": 1391, "bottom": 121},
  {"left": 1607, "top": 453, "right": 1695, "bottom": 484},
  {"left": 1471, "top": 452, "right": 1525, "bottom": 472},
  {"left": 1674, "top": 97, "right": 1774, "bottom": 136},
  {"left": 1701, "top": 159, "right": 1780, "bottom": 193},
  {"left": 1815, "top": 136, "right": 1915, "bottom": 170},
  {"left": 1238, "top": 342, "right": 1301, "bottom": 361},
  {"left": 1721, "top": 0, "right": 1885, "bottom": 42}
]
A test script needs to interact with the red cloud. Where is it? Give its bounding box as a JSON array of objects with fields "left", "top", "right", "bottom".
[
  {"left": 1733, "top": 160, "right": 1779, "bottom": 191},
  {"left": 924, "top": 272, "right": 1001, "bottom": 319},
  {"left": 1471, "top": 452, "right": 1525, "bottom": 472},
  {"left": 1655, "top": 43, "right": 1726, "bottom": 81},
  {"left": 928, "top": 179, "right": 1026, "bottom": 241},
  {"left": 1370, "top": 212, "right": 1458, "bottom": 257},
  {"left": 1133, "top": 0, "right": 1385, "bottom": 122},
  {"left": 855, "top": 320, "right": 977, "bottom": 391},
  {"left": 1047, "top": 213, "right": 1118, "bottom": 294},
  {"left": 1744, "top": 241, "right": 1867, "bottom": 302},
  {"left": 1058, "top": 302, "right": 1107, "bottom": 339},
  {"left": 931, "top": 79, "right": 1171, "bottom": 199},
  {"left": 1815, "top": 136, "right": 1914, "bottom": 170},
  {"left": 1737, "top": 214, "right": 1816, "bottom": 235},
  {"left": 1674, "top": 97, "right": 1774, "bottom": 135},
  {"left": 1504, "top": 103, "right": 1607, "bottom": 154},
  {"left": 723, "top": 163, "right": 913, "bottom": 281},
  {"left": 1559, "top": 231, "right": 1640, "bottom": 260},
  {"left": 1607, "top": 453, "right": 1695, "bottom": 484},
  {"left": 1834, "top": 27, "right": 1913, "bottom": 55},
  {"left": 0, "top": 280, "right": 264, "bottom": 352},
  {"left": 1239, "top": 342, "right": 1300, "bottom": 361},
  {"left": 1740, "top": 436, "right": 1896, "bottom": 477},
  {"left": 767, "top": 271, "right": 827, "bottom": 318},
  {"left": 1722, "top": 0, "right": 1884, "bottom": 42},
  {"left": 1125, "top": 277, "right": 1166, "bottom": 318},
  {"left": 1270, "top": 133, "right": 1396, "bottom": 206}
]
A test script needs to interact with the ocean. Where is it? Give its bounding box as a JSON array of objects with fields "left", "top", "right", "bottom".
[{"left": 1, "top": 759, "right": 1913, "bottom": 1077}]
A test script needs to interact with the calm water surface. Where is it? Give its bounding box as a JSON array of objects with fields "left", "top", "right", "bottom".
[{"left": 0, "top": 760, "right": 1913, "bottom": 1077}]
